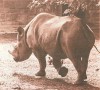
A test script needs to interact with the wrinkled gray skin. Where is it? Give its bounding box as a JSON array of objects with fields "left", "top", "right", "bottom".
[{"left": 9, "top": 13, "right": 95, "bottom": 84}]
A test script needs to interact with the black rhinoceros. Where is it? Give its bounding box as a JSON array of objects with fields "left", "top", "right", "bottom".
[{"left": 9, "top": 13, "right": 95, "bottom": 84}]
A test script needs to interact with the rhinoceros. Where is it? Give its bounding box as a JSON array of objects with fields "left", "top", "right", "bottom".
[{"left": 9, "top": 13, "right": 95, "bottom": 84}]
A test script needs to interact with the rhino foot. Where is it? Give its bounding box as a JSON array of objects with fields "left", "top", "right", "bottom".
[
  {"left": 74, "top": 74, "right": 87, "bottom": 85},
  {"left": 58, "top": 67, "right": 68, "bottom": 77},
  {"left": 74, "top": 79, "right": 85, "bottom": 85},
  {"left": 82, "top": 74, "right": 87, "bottom": 80},
  {"left": 35, "top": 70, "right": 46, "bottom": 77}
]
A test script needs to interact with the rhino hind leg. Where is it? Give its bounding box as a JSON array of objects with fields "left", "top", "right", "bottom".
[
  {"left": 58, "top": 66, "right": 68, "bottom": 77},
  {"left": 52, "top": 57, "right": 68, "bottom": 77},
  {"left": 68, "top": 54, "right": 84, "bottom": 84},
  {"left": 81, "top": 51, "right": 90, "bottom": 80},
  {"left": 75, "top": 51, "right": 90, "bottom": 85},
  {"left": 34, "top": 50, "right": 47, "bottom": 77},
  {"left": 69, "top": 51, "right": 90, "bottom": 85}
]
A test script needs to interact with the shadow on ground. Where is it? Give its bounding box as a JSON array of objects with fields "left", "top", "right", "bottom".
[{"left": 13, "top": 73, "right": 100, "bottom": 90}]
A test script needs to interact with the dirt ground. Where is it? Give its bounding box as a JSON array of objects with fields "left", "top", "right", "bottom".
[{"left": 0, "top": 34, "right": 100, "bottom": 90}]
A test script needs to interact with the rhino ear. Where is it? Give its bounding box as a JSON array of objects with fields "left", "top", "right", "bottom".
[{"left": 17, "top": 27, "right": 24, "bottom": 36}]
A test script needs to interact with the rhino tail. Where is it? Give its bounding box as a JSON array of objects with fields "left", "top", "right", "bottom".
[{"left": 82, "top": 23, "right": 100, "bottom": 53}]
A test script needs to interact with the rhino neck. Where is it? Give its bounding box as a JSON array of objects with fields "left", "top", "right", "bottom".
[{"left": 24, "top": 26, "right": 30, "bottom": 49}]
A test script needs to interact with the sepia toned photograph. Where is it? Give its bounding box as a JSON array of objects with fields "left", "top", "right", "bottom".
[{"left": 0, "top": 0, "right": 100, "bottom": 90}]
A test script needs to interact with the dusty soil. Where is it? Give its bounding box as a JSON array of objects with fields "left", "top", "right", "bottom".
[{"left": 0, "top": 34, "right": 100, "bottom": 90}]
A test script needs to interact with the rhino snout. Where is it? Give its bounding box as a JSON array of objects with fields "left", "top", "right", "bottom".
[
  {"left": 8, "top": 50, "right": 19, "bottom": 62},
  {"left": 8, "top": 50, "right": 14, "bottom": 57}
]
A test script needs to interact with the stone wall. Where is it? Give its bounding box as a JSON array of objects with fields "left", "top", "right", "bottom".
[
  {"left": 89, "top": 9, "right": 100, "bottom": 39},
  {"left": 0, "top": 0, "right": 65, "bottom": 33},
  {"left": 87, "top": 1, "right": 100, "bottom": 39},
  {"left": 0, "top": 0, "right": 99, "bottom": 39},
  {"left": 0, "top": 0, "right": 32, "bottom": 33}
]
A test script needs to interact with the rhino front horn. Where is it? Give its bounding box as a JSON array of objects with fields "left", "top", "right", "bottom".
[{"left": 8, "top": 50, "right": 13, "bottom": 55}]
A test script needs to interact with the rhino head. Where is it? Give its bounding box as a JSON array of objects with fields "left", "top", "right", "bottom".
[{"left": 9, "top": 27, "right": 32, "bottom": 62}]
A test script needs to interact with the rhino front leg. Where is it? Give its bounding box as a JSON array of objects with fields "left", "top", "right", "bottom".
[
  {"left": 53, "top": 57, "right": 68, "bottom": 77},
  {"left": 34, "top": 50, "right": 47, "bottom": 77}
]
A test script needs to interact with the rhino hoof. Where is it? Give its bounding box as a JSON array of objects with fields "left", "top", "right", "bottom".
[
  {"left": 35, "top": 71, "right": 46, "bottom": 77},
  {"left": 59, "top": 67, "right": 68, "bottom": 77},
  {"left": 74, "top": 80, "right": 85, "bottom": 85}
]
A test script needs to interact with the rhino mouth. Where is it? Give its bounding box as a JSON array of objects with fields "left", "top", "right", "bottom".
[
  {"left": 8, "top": 50, "right": 20, "bottom": 62},
  {"left": 13, "top": 57, "right": 20, "bottom": 62}
]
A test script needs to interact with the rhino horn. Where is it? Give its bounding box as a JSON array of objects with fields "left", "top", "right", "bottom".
[
  {"left": 8, "top": 50, "right": 13, "bottom": 55},
  {"left": 12, "top": 43, "right": 16, "bottom": 48},
  {"left": 8, "top": 49, "right": 15, "bottom": 57}
]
